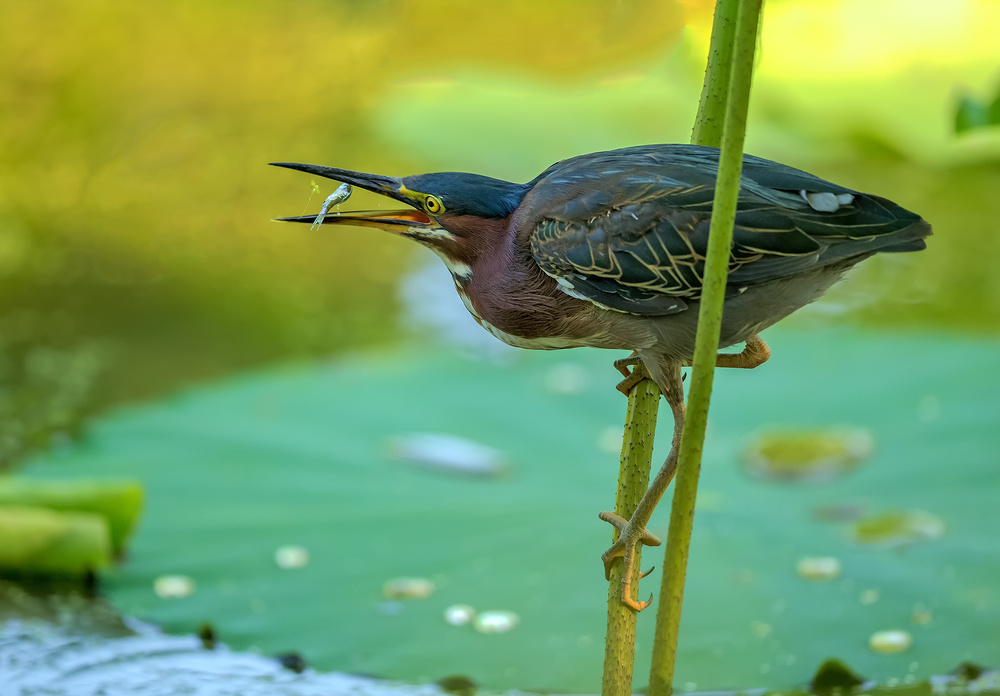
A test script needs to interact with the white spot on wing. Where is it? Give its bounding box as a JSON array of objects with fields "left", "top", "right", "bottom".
[{"left": 800, "top": 191, "right": 840, "bottom": 212}]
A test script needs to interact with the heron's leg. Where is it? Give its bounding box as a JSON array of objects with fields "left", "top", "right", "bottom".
[
  {"left": 612, "top": 352, "right": 645, "bottom": 395},
  {"left": 715, "top": 334, "right": 770, "bottom": 369},
  {"left": 599, "top": 364, "right": 686, "bottom": 612}
]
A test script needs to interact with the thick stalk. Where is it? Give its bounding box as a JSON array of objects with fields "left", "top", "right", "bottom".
[
  {"left": 648, "top": 2, "right": 764, "bottom": 695},
  {"left": 601, "top": 364, "right": 660, "bottom": 696},
  {"left": 691, "top": 0, "right": 740, "bottom": 148}
]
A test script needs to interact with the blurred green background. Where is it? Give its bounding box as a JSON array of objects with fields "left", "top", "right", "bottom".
[{"left": 2, "top": 0, "right": 1000, "bottom": 690}]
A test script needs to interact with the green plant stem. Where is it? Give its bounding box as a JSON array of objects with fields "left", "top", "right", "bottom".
[
  {"left": 692, "top": 0, "right": 740, "bottom": 148},
  {"left": 648, "top": 2, "right": 763, "bottom": 695},
  {"left": 601, "top": 364, "right": 660, "bottom": 696}
]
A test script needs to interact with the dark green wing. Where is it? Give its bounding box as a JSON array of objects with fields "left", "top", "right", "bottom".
[{"left": 527, "top": 144, "right": 930, "bottom": 316}]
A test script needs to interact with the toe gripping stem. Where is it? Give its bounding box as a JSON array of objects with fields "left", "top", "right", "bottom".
[
  {"left": 613, "top": 353, "right": 648, "bottom": 395},
  {"left": 599, "top": 511, "right": 662, "bottom": 612}
]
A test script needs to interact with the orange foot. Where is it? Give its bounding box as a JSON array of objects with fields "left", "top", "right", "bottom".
[
  {"left": 613, "top": 353, "right": 646, "bottom": 395},
  {"left": 599, "top": 511, "right": 662, "bottom": 612}
]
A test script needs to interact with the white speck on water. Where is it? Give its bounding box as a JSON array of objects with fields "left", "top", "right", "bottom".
[
  {"left": 383, "top": 577, "right": 435, "bottom": 600},
  {"left": 153, "top": 575, "right": 195, "bottom": 599},
  {"left": 310, "top": 182, "right": 352, "bottom": 230},
  {"left": 444, "top": 604, "right": 475, "bottom": 626},
  {"left": 797, "top": 556, "right": 841, "bottom": 581},
  {"left": 870, "top": 629, "right": 913, "bottom": 654},
  {"left": 275, "top": 545, "right": 310, "bottom": 569},
  {"left": 474, "top": 610, "right": 519, "bottom": 634}
]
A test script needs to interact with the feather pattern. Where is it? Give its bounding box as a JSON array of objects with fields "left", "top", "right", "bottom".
[{"left": 526, "top": 144, "right": 930, "bottom": 316}]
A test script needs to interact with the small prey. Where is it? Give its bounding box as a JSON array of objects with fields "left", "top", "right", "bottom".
[{"left": 310, "top": 182, "right": 352, "bottom": 230}]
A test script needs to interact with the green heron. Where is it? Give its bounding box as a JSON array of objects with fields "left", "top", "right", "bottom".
[{"left": 272, "top": 144, "right": 930, "bottom": 611}]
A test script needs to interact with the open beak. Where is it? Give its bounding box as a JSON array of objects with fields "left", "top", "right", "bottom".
[{"left": 270, "top": 162, "right": 434, "bottom": 231}]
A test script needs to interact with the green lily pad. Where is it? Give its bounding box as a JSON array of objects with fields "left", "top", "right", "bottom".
[
  {"left": 19, "top": 327, "right": 1000, "bottom": 692},
  {"left": 851, "top": 509, "right": 946, "bottom": 546},
  {"left": 743, "top": 428, "right": 873, "bottom": 482}
]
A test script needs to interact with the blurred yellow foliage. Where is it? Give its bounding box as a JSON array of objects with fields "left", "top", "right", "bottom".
[
  {"left": 389, "top": 0, "right": 684, "bottom": 75},
  {"left": 0, "top": 0, "right": 997, "bottom": 412}
]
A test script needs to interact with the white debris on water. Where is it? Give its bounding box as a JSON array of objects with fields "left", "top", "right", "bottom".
[
  {"left": 153, "top": 574, "right": 196, "bottom": 599},
  {"left": 870, "top": 629, "right": 913, "bottom": 654},
  {"left": 389, "top": 433, "right": 508, "bottom": 478},
  {"left": 796, "top": 556, "right": 842, "bottom": 581},
  {"left": 472, "top": 610, "right": 519, "bottom": 634},
  {"left": 275, "top": 545, "right": 310, "bottom": 569},
  {"left": 443, "top": 604, "right": 475, "bottom": 626}
]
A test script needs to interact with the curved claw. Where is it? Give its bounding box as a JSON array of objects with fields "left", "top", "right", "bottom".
[
  {"left": 598, "top": 511, "right": 662, "bottom": 609},
  {"left": 640, "top": 565, "right": 656, "bottom": 579},
  {"left": 623, "top": 593, "right": 654, "bottom": 613}
]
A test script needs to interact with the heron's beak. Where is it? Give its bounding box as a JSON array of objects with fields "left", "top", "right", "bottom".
[{"left": 270, "top": 162, "right": 434, "bottom": 231}]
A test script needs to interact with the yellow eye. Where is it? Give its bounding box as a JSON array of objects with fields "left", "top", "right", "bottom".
[{"left": 424, "top": 195, "right": 444, "bottom": 215}]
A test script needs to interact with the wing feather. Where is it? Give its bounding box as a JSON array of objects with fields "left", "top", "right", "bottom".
[{"left": 527, "top": 145, "right": 929, "bottom": 316}]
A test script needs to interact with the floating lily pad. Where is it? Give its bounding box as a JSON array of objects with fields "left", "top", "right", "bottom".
[
  {"left": 743, "top": 428, "right": 873, "bottom": 482},
  {"left": 851, "top": 510, "right": 946, "bottom": 546},
  {"left": 17, "top": 328, "right": 1000, "bottom": 692}
]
